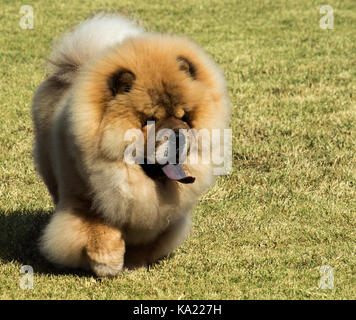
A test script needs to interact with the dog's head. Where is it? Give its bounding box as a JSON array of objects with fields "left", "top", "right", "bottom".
[{"left": 71, "top": 35, "right": 229, "bottom": 183}]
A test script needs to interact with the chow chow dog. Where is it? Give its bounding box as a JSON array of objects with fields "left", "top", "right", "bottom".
[{"left": 32, "top": 14, "right": 230, "bottom": 277}]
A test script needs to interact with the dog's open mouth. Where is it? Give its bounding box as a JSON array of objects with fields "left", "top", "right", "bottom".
[
  {"left": 140, "top": 163, "right": 195, "bottom": 184},
  {"left": 140, "top": 123, "right": 195, "bottom": 184},
  {"left": 161, "top": 163, "right": 195, "bottom": 183}
]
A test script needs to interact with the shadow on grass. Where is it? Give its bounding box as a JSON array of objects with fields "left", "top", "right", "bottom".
[{"left": 0, "top": 209, "right": 92, "bottom": 277}]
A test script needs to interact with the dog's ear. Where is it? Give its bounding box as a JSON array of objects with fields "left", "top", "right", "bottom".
[
  {"left": 108, "top": 69, "right": 136, "bottom": 96},
  {"left": 177, "top": 56, "right": 196, "bottom": 79}
]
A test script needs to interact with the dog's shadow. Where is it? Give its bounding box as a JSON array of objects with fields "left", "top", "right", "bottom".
[
  {"left": 0, "top": 209, "right": 166, "bottom": 277},
  {"left": 0, "top": 209, "right": 92, "bottom": 277}
]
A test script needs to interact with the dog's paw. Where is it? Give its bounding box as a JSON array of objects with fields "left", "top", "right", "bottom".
[
  {"left": 85, "top": 222, "right": 125, "bottom": 277},
  {"left": 86, "top": 257, "right": 124, "bottom": 278}
]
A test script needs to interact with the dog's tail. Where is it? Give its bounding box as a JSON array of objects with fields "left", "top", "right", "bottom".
[{"left": 47, "top": 13, "right": 143, "bottom": 83}]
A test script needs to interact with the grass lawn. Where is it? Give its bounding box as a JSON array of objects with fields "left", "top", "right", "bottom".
[{"left": 0, "top": 0, "right": 355, "bottom": 299}]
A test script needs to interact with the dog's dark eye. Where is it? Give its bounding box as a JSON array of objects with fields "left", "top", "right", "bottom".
[
  {"left": 108, "top": 69, "right": 136, "bottom": 96},
  {"left": 177, "top": 56, "right": 196, "bottom": 80}
]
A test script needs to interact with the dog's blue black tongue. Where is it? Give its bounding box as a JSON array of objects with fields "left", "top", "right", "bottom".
[{"left": 161, "top": 164, "right": 195, "bottom": 184}]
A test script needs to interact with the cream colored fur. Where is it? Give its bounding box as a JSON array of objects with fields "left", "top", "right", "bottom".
[{"left": 32, "top": 14, "right": 230, "bottom": 277}]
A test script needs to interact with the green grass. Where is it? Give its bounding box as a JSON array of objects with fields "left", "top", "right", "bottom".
[{"left": 0, "top": 0, "right": 355, "bottom": 299}]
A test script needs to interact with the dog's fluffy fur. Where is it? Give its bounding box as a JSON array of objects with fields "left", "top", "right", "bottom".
[{"left": 32, "top": 14, "right": 230, "bottom": 276}]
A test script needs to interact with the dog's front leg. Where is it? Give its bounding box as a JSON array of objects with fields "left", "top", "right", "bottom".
[
  {"left": 84, "top": 218, "right": 125, "bottom": 278},
  {"left": 40, "top": 206, "right": 125, "bottom": 277}
]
